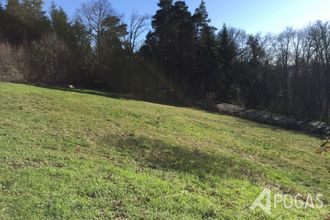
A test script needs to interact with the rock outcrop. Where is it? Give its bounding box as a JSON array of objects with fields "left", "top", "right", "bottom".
[{"left": 216, "top": 103, "right": 330, "bottom": 136}]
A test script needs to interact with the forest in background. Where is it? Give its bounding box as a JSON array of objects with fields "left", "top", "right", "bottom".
[{"left": 0, "top": 0, "right": 330, "bottom": 123}]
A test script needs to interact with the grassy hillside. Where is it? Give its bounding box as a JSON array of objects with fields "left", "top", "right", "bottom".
[{"left": 0, "top": 83, "right": 329, "bottom": 219}]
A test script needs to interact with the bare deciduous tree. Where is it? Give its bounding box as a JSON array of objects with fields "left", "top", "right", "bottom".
[
  {"left": 276, "top": 27, "right": 295, "bottom": 114},
  {"left": 78, "top": 0, "right": 114, "bottom": 50},
  {"left": 29, "top": 33, "right": 70, "bottom": 83},
  {"left": 0, "top": 43, "right": 26, "bottom": 82},
  {"left": 125, "top": 10, "right": 150, "bottom": 54}
]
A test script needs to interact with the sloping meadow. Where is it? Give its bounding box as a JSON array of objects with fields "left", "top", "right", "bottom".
[{"left": 0, "top": 83, "right": 329, "bottom": 219}]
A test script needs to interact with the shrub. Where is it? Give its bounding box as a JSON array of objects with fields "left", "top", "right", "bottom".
[
  {"left": 27, "top": 33, "right": 71, "bottom": 84},
  {"left": 0, "top": 43, "right": 26, "bottom": 82}
]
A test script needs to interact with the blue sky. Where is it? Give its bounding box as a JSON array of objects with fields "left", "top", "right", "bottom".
[{"left": 40, "top": 0, "right": 330, "bottom": 34}]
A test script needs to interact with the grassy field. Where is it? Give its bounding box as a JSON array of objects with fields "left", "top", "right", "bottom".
[{"left": 0, "top": 83, "right": 329, "bottom": 219}]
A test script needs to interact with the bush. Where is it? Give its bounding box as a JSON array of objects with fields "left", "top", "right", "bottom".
[
  {"left": 0, "top": 43, "right": 26, "bottom": 82},
  {"left": 27, "top": 33, "right": 71, "bottom": 84}
]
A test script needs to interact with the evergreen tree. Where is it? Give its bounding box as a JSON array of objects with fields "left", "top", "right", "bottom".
[
  {"left": 5, "top": 0, "right": 20, "bottom": 17},
  {"left": 169, "top": 1, "right": 195, "bottom": 88},
  {"left": 4, "top": 0, "right": 50, "bottom": 41},
  {"left": 99, "top": 16, "right": 127, "bottom": 54},
  {"left": 97, "top": 15, "right": 127, "bottom": 89},
  {"left": 141, "top": 0, "right": 195, "bottom": 95},
  {"left": 50, "top": 2, "right": 71, "bottom": 41},
  {"left": 0, "top": 2, "right": 4, "bottom": 40},
  {"left": 22, "top": 0, "right": 50, "bottom": 40},
  {"left": 21, "top": 0, "right": 45, "bottom": 20},
  {"left": 70, "top": 18, "right": 94, "bottom": 85},
  {"left": 218, "top": 24, "right": 238, "bottom": 101},
  {"left": 148, "top": 0, "right": 173, "bottom": 69},
  {"left": 3, "top": 0, "right": 27, "bottom": 43},
  {"left": 238, "top": 35, "right": 266, "bottom": 108},
  {"left": 193, "top": 0, "right": 209, "bottom": 39},
  {"left": 193, "top": 0, "right": 219, "bottom": 97}
]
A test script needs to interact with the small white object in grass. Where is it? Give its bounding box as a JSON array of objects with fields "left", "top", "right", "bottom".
[{"left": 69, "top": 85, "right": 75, "bottom": 89}]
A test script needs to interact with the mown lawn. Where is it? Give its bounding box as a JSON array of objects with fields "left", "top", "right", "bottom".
[{"left": 0, "top": 82, "right": 329, "bottom": 219}]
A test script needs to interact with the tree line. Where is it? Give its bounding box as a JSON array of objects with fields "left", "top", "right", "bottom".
[{"left": 1, "top": 0, "right": 330, "bottom": 122}]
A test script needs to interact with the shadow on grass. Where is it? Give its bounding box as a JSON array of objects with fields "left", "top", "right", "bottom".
[
  {"left": 100, "top": 134, "right": 265, "bottom": 182},
  {"left": 232, "top": 116, "right": 322, "bottom": 139},
  {"left": 31, "top": 84, "right": 190, "bottom": 108},
  {"left": 30, "top": 84, "right": 321, "bottom": 139}
]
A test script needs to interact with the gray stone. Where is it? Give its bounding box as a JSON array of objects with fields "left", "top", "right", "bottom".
[{"left": 216, "top": 103, "right": 329, "bottom": 136}]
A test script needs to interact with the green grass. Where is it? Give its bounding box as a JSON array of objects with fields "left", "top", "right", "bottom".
[{"left": 0, "top": 82, "right": 329, "bottom": 219}]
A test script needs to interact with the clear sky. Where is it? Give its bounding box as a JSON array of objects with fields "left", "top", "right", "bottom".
[{"left": 42, "top": 0, "right": 330, "bottom": 34}]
